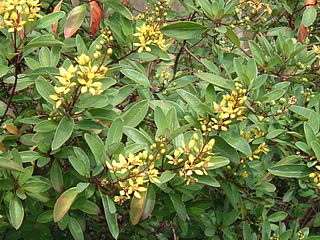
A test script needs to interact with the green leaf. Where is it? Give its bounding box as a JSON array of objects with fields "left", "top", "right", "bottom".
[
  {"left": 35, "top": 77, "right": 55, "bottom": 105},
  {"left": 302, "top": 7, "right": 317, "bottom": 27},
  {"left": 0, "top": 157, "right": 25, "bottom": 173},
  {"left": 121, "top": 69, "right": 151, "bottom": 87},
  {"left": 102, "top": 0, "right": 133, "bottom": 19},
  {"left": 23, "top": 177, "right": 51, "bottom": 193},
  {"left": 76, "top": 182, "right": 90, "bottom": 193},
  {"left": 68, "top": 217, "right": 84, "bottom": 240},
  {"left": 288, "top": 105, "right": 312, "bottom": 119},
  {"left": 268, "top": 212, "right": 288, "bottom": 222},
  {"left": 50, "top": 161, "right": 64, "bottom": 193},
  {"left": 9, "top": 195, "right": 24, "bottom": 230},
  {"left": 130, "top": 191, "right": 146, "bottom": 225},
  {"left": 64, "top": 4, "right": 87, "bottom": 39},
  {"left": 266, "top": 129, "right": 285, "bottom": 139},
  {"left": 34, "top": 11, "right": 65, "bottom": 29},
  {"left": 122, "top": 100, "right": 149, "bottom": 127},
  {"left": 177, "top": 89, "right": 211, "bottom": 116},
  {"left": 169, "top": 193, "right": 188, "bottom": 221},
  {"left": 196, "top": 175, "right": 220, "bottom": 187},
  {"left": 154, "top": 106, "right": 167, "bottom": 134},
  {"left": 268, "top": 164, "right": 312, "bottom": 178},
  {"left": 304, "top": 122, "right": 316, "bottom": 146},
  {"left": 159, "top": 171, "right": 176, "bottom": 183},
  {"left": 52, "top": 117, "right": 74, "bottom": 150},
  {"left": 225, "top": 27, "right": 240, "bottom": 48},
  {"left": 25, "top": 35, "right": 64, "bottom": 49},
  {"left": 53, "top": 187, "right": 78, "bottom": 222},
  {"left": 75, "top": 120, "right": 104, "bottom": 130},
  {"left": 34, "top": 120, "right": 58, "bottom": 132},
  {"left": 107, "top": 118, "right": 123, "bottom": 145},
  {"left": 37, "top": 211, "right": 53, "bottom": 223},
  {"left": 141, "top": 185, "right": 156, "bottom": 220},
  {"left": 105, "top": 195, "right": 117, "bottom": 214},
  {"left": 84, "top": 133, "right": 106, "bottom": 165},
  {"left": 100, "top": 192, "right": 119, "bottom": 239},
  {"left": 195, "top": 72, "right": 235, "bottom": 90},
  {"left": 308, "top": 111, "right": 320, "bottom": 133},
  {"left": 220, "top": 130, "right": 252, "bottom": 156},
  {"left": 311, "top": 141, "right": 320, "bottom": 160},
  {"left": 74, "top": 199, "right": 100, "bottom": 215},
  {"left": 161, "top": 21, "right": 207, "bottom": 40},
  {"left": 73, "top": 147, "right": 91, "bottom": 175},
  {"left": 206, "top": 156, "right": 230, "bottom": 170},
  {"left": 261, "top": 89, "right": 286, "bottom": 103}
]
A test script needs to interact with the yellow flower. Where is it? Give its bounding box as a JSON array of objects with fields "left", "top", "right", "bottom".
[
  {"left": 0, "top": 0, "right": 41, "bottom": 31},
  {"left": 75, "top": 54, "right": 91, "bottom": 65},
  {"left": 133, "top": 21, "right": 167, "bottom": 53},
  {"left": 49, "top": 94, "right": 63, "bottom": 108}
]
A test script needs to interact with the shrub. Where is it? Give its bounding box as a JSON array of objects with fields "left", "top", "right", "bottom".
[{"left": 0, "top": 0, "right": 319, "bottom": 239}]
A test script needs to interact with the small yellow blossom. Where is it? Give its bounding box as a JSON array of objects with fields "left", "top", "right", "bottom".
[
  {"left": 238, "top": 0, "right": 272, "bottom": 15},
  {"left": 167, "top": 134, "right": 215, "bottom": 185},
  {"left": 108, "top": 151, "right": 160, "bottom": 203},
  {"left": 309, "top": 165, "right": 320, "bottom": 188},
  {"left": 0, "top": 0, "right": 41, "bottom": 32},
  {"left": 133, "top": 21, "right": 167, "bottom": 53}
]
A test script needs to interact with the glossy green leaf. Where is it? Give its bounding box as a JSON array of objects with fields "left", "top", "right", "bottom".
[
  {"left": 52, "top": 117, "right": 74, "bottom": 150},
  {"left": 302, "top": 7, "right": 317, "bottom": 27},
  {"left": 35, "top": 11, "right": 65, "bottom": 29},
  {"left": 0, "top": 157, "right": 25, "bottom": 173},
  {"left": 268, "top": 164, "right": 312, "bottom": 178},
  {"left": 35, "top": 77, "right": 55, "bottom": 105},
  {"left": 50, "top": 161, "right": 64, "bottom": 193},
  {"left": 9, "top": 195, "right": 24, "bottom": 230},
  {"left": 195, "top": 72, "right": 235, "bottom": 90},
  {"left": 100, "top": 192, "right": 119, "bottom": 239},
  {"left": 162, "top": 21, "right": 207, "bottom": 40},
  {"left": 122, "top": 100, "right": 149, "bottom": 127},
  {"left": 107, "top": 118, "right": 123, "bottom": 145},
  {"left": 169, "top": 193, "right": 188, "bottom": 221},
  {"left": 121, "top": 69, "right": 150, "bottom": 87},
  {"left": 68, "top": 217, "right": 84, "bottom": 240}
]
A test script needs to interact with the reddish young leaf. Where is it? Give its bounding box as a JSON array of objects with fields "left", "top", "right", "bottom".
[
  {"left": 90, "top": 1, "right": 102, "bottom": 35},
  {"left": 52, "top": 0, "right": 63, "bottom": 34},
  {"left": 53, "top": 187, "right": 78, "bottom": 222},
  {"left": 298, "top": 24, "right": 308, "bottom": 43},
  {"left": 64, "top": 4, "right": 87, "bottom": 39},
  {"left": 306, "top": 0, "right": 317, "bottom": 7},
  {"left": 122, "top": 0, "right": 129, "bottom": 7},
  {"left": 298, "top": 0, "right": 317, "bottom": 42}
]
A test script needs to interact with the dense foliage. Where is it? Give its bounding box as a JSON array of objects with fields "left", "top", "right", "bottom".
[{"left": 0, "top": 0, "right": 319, "bottom": 239}]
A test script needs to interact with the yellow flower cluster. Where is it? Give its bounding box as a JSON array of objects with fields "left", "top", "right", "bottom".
[
  {"left": 238, "top": 0, "right": 272, "bottom": 15},
  {"left": 240, "top": 126, "right": 265, "bottom": 142},
  {"left": 0, "top": 0, "right": 41, "bottom": 32},
  {"left": 50, "top": 54, "right": 106, "bottom": 109},
  {"left": 309, "top": 165, "right": 320, "bottom": 188},
  {"left": 248, "top": 142, "right": 269, "bottom": 160},
  {"left": 166, "top": 134, "right": 215, "bottom": 185},
  {"left": 76, "top": 54, "right": 106, "bottom": 95},
  {"left": 107, "top": 151, "right": 160, "bottom": 203},
  {"left": 133, "top": 21, "right": 166, "bottom": 53},
  {"left": 313, "top": 45, "right": 320, "bottom": 56},
  {"left": 133, "top": 0, "right": 169, "bottom": 53}
]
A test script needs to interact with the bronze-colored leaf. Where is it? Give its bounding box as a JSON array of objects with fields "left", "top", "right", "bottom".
[{"left": 90, "top": 1, "right": 102, "bottom": 35}]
